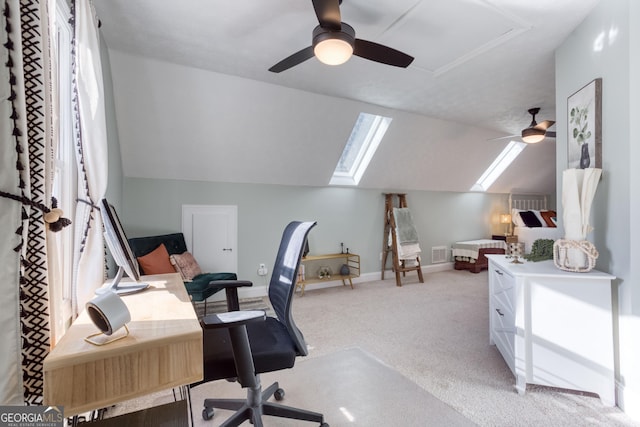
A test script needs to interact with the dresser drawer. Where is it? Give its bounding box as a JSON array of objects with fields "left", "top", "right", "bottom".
[
  {"left": 491, "top": 265, "right": 515, "bottom": 293},
  {"left": 494, "top": 329, "right": 515, "bottom": 375},
  {"left": 491, "top": 293, "right": 514, "bottom": 332}
]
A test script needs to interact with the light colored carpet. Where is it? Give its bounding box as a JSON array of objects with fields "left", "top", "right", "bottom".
[
  {"left": 104, "top": 269, "right": 640, "bottom": 426},
  {"left": 187, "top": 347, "right": 474, "bottom": 426}
]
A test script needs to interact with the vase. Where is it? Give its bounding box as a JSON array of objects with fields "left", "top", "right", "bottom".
[
  {"left": 340, "top": 264, "right": 350, "bottom": 276},
  {"left": 580, "top": 143, "right": 590, "bottom": 169}
]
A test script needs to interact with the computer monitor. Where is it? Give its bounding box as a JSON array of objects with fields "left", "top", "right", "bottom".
[{"left": 99, "top": 198, "right": 149, "bottom": 295}]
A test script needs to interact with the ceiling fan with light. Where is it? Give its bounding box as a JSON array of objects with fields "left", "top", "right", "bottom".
[
  {"left": 268, "top": 0, "right": 414, "bottom": 73},
  {"left": 490, "top": 108, "right": 556, "bottom": 143},
  {"left": 521, "top": 108, "right": 556, "bottom": 143}
]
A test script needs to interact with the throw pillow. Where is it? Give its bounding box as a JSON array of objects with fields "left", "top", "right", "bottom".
[
  {"left": 531, "top": 210, "right": 548, "bottom": 227},
  {"left": 170, "top": 252, "right": 203, "bottom": 281},
  {"left": 519, "top": 210, "right": 543, "bottom": 227},
  {"left": 137, "top": 243, "right": 176, "bottom": 275},
  {"left": 540, "top": 210, "right": 557, "bottom": 227}
]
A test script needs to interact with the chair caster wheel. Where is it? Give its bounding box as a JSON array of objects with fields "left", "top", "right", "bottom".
[
  {"left": 202, "top": 407, "right": 214, "bottom": 420},
  {"left": 274, "top": 388, "right": 285, "bottom": 401}
]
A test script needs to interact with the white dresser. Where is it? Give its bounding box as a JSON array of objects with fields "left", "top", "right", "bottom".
[{"left": 487, "top": 255, "right": 616, "bottom": 406}]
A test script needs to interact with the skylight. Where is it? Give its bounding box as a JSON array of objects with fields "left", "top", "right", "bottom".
[
  {"left": 330, "top": 113, "right": 391, "bottom": 186},
  {"left": 470, "top": 140, "right": 526, "bottom": 192}
]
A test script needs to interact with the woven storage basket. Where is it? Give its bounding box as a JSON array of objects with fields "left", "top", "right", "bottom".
[{"left": 553, "top": 239, "right": 598, "bottom": 272}]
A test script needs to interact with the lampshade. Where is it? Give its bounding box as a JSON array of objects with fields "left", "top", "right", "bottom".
[
  {"left": 500, "top": 214, "right": 512, "bottom": 224},
  {"left": 314, "top": 38, "right": 353, "bottom": 65},
  {"left": 521, "top": 127, "right": 546, "bottom": 143},
  {"left": 500, "top": 213, "right": 512, "bottom": 236}
]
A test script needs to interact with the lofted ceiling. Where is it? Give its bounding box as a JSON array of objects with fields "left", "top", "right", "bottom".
[{"left": 93, "top": 0, "right": 600, "bottom": 194}]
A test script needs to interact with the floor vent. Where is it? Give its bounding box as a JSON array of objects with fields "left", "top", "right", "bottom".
[{"left": 432, "top": 246, "right": 448, "bottom": 264}]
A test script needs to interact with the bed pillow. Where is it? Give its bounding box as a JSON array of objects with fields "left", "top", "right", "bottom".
[
  {"left": 540, "top": 210, "right": 557, "bottom": 227},
  {"left": 137, "top": 243, "right": 176, "bottom": 275},
  {"left": 519, "top": 211, "right": 543, "bottom": 227},
  {"left": 531, "top": 210, "right": 548, "bottom": 227},
  {"left": 170, "top": 251, "right": 203, "bottom": 281},
  {"left": 511, "top": 209, "right": 526, "bottom": 227}
]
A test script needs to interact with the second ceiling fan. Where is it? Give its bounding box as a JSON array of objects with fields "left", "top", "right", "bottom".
[
  {"left": 269, "top": 0, "right": 414, "bottom": 73},
  {"left": 490, "top": 108, "right": 556, "bottom": 144},
  {"left": 521, "top": 108, "right": 556, "bottom": 143}
]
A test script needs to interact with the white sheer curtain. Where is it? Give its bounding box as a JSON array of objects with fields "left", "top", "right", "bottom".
[{"left": 71, "top": 0, "right": 108, "bottom": 313}]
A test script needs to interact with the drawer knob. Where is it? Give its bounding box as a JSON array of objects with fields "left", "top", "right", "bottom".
[
  {"left": 495, "top": 269, "right": 503, "bottom": 275},
  {"left": 495, "top": 308, "right": 504, "bottom": 317}
]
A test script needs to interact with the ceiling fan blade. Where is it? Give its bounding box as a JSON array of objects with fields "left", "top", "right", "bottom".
[
  {"left": 268, "top": 46, "right": 315, "bottom": 73},
  {"left": 546, "top": 131, "right": 556, "bottom": 138},
  {"left": 487, "top": 134, "right": 519, "bottom": 142},
  {"left": 534, "top": 120, "right": 556, "bottom": 131},
  {"left": 312, "top": 0, "right": 341, "bottom": 30},
  {"left": 353, "top": 39, "right": 414, "bottom": 68}
]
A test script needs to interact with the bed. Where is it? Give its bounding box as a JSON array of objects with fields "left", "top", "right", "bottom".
[{"left": 509, "top": 193, "right": 562, "bottom": 253}]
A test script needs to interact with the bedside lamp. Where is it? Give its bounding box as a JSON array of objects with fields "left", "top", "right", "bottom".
[{"left": 500, "top": 213, "right": 512, "bottom": 236}]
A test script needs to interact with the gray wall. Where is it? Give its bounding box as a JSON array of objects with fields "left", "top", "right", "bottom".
[
  {"left": 122, "top": 177, "right": 507, "bottom": 284},
  {"left": 556, "top": 0, "right": 639, "bottom": 417}
]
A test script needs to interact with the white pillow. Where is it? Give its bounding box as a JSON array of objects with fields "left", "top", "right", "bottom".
[{"left": 511, "top": 209, "right": 526, "bottom": 227}]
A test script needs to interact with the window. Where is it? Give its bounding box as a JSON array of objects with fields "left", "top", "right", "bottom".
[
  {"left": 50, "top": 0, "right": 77, "bottom": 337},
  {"left": 329, "top": 113, "right": 391, "bottom": 186},
  {"left": 470, "top": 140, "right": 526, "bottom": 192}
]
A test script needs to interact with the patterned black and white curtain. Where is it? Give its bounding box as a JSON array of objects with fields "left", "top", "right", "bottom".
[
  {"left": 1, "top": 0, "right": 54, "bottom": 405},
  {"left": 1, "top": 0, "right": 108, "bottom": 405}
]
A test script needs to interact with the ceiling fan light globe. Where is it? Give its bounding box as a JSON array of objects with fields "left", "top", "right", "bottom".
[
  {"left": 521, "top": 127, "right": 546, "bottom": 144},
  {"left": 314, "top": 38, "right": 353, "bottom": 65}
]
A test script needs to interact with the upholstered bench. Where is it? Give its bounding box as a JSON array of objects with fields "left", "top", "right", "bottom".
[
  {"left": 128, "top": 232, "right": 237, "bottom": 314},
  {"left": 454, "top": 247, "right": 505, "bottom": 273}
]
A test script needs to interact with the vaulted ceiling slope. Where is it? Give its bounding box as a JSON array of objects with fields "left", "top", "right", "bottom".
[{"left": 94, "top": 0, "right": 599, "bottom": 194}]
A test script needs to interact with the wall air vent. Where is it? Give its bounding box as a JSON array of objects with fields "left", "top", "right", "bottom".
[{"left": 432, "top": 246, "right": 448, "bottom": 264}]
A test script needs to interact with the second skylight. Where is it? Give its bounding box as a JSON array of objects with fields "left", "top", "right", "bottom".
[{"left": 330, "top": 112, "right": 391, "bottom": 186}]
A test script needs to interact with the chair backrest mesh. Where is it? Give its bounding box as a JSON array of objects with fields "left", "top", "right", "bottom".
[{"left": 268, "top": 221, "right": 316, "bottom": 356}]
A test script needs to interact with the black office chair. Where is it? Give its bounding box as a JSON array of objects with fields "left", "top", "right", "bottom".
[{"left": 195, "top": 221, "right": 328, "bottom": 427}]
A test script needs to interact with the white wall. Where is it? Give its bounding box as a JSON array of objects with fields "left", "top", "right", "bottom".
[
  {"left": 555, "top": 0, "right": 639, "bottom": 418},
  {"left": 122, "top": 177, "right": 507, "bottom": 295},
  {"left": 106, "top": 50, "right": 556, "bottom": 195}
]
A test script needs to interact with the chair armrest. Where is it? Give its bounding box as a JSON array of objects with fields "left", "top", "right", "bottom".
[
  {"left": 201, "top": 310, "right": 266, "bottom": 329},
  {"left": 208, "top": 280, "right": 253, "bottom": 288},
  {"left": 207, "top": 280, "right": 253, "bottom": 312}
]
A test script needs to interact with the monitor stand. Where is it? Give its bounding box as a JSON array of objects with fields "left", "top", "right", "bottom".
[{"left": 96, "top": 267, "right": 150, "bottom": 296}]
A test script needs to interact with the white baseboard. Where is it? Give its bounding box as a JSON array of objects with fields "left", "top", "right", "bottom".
[
  {"left": 205, "top": 262, "right": 455, "bottom": 300},
  {"left": 266, "top": 262, "right": 455, "bottom": 295}
]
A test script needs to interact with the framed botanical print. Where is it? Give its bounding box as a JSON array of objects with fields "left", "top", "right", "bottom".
[{"left": 567, "top": 78, "right": 602, "bottom": 169}]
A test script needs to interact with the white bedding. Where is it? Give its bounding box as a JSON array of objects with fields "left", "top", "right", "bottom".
[{"left": 514, "top": 226, "right": 562, "bottom": 253}]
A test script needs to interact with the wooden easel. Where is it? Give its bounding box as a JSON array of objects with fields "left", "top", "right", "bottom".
[{"left": 381, "top": 193, "right": 424, "bottom": 286}]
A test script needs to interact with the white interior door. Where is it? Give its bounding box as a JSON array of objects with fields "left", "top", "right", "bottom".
[{"left": 182, "top": 205, "right": 237, "bottom": 273}]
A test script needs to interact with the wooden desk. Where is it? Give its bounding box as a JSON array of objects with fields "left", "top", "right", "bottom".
[{"left": 43, "top": 273, "right": 203, "bottom": 417}]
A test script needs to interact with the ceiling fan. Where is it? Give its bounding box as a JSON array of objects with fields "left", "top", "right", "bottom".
[
  {"left": 521, "top": 108, "right": 556, "bottom": 143},
  {"left": 268, "top": 0, "right": 414, "bottom": 73},
  {"left": 490, "top": 108, "right": 556, "bottom": 143}
]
